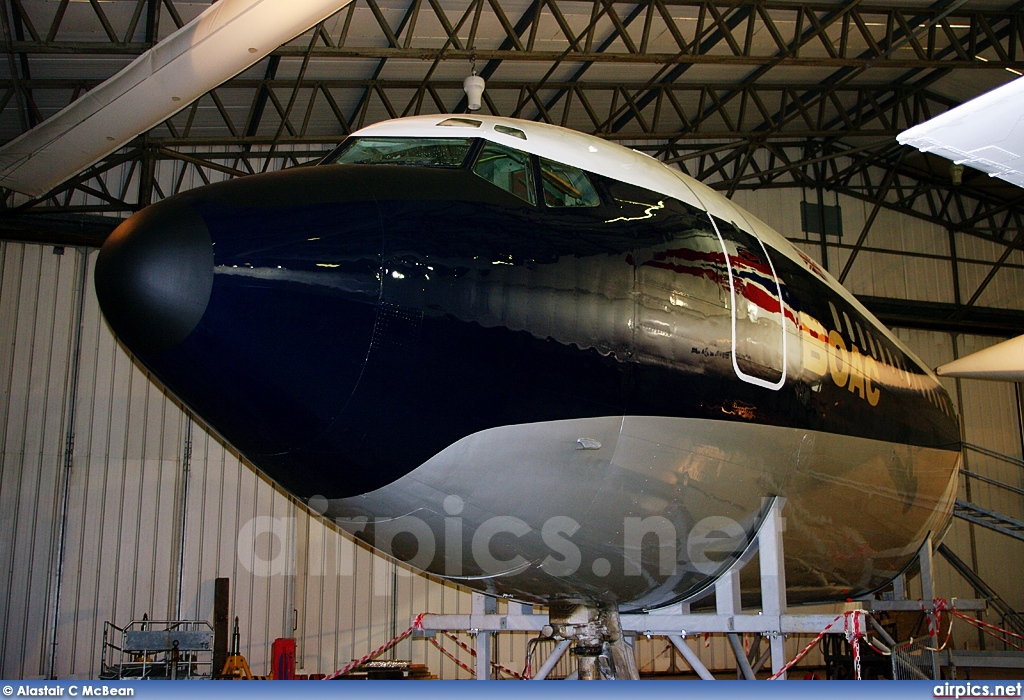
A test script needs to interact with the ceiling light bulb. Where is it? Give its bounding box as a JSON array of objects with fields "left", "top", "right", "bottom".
[{"left": 463, "top": 74, "right": 485, "bottom": 112}]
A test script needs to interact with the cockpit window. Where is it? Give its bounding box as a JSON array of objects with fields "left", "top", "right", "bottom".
[
  {"left": 437, "top": 117, "right": 482, "bottom": 128},
  {"left": 539, "top": 158, "right": 600, "bottom": 207},
  {"left": 472, "top": 142, "right": 536, "bottom": 205},
  {"left": 332, "top": 137, "right": 473, "bottom": 168}
]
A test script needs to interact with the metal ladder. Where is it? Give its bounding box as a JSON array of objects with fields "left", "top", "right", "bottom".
[
  {"left": 945, "top": 443, "right": 1024, "bottom": 640},
  {"left": 953, "top": 499, "right": 1024, "bottom": 543},
  {"left": 937, "top": 542, "right": 1024, "bottom": 639}
]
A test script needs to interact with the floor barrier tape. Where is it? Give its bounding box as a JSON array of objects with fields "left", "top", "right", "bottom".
[
  {"left": 769, "top": 611, "right": 867, "bottom": 680},
  {"left": 323, "top": 612, "right": 427, "bottom": 679}
]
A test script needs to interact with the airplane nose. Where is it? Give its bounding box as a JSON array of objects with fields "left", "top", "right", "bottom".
[
  {"left": 91, "top": 167, "right": 386, "bottom": 482},
  {"left": 95, "top": 199, "right": 214, "bottom": 356}
]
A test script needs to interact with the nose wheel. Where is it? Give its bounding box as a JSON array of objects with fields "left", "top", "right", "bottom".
[{"left": 547, "top": 604, "right": 639, "bottom": 680}]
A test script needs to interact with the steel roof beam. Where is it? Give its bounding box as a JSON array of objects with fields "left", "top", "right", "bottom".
[{"left": 9, "top": 42, "right": 1022, "bottom": 68}]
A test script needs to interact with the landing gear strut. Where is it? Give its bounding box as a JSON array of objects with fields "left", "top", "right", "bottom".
[{"left": 547, "top": 604, "right": 639, "bottom": 680}]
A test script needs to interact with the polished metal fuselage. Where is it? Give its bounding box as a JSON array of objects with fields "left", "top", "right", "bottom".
[
  {"left": 325, "top": 212, "right": 960, "bottom": 609},
  {"left": 94, "top": 116, "right": 962, "bottom": 612}
]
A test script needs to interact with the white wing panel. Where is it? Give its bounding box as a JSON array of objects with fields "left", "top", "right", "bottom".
[
  {"left": 0, "top": 0, "right": 354, "bottom": 198},
  {"left": 897, "top": 77, "right": 1024, "bottom": 189}
]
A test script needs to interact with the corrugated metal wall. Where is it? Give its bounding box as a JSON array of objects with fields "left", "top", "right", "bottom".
[
  {"left": 0, "top": 241, "right": 84, "bottom": 680},
  {"left": 4, "top": 175, "right": 1024, "bottom": 680},
  {"left": 732, "top": 190, "right": 1024, "bottom": 312}
]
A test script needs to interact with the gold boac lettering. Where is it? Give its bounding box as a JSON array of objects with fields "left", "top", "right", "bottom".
[
  {"left": 847, "top": 345, "right": 866, "bottom": 399},
  {"left": 828, "top": 330, "right": 849, "bottom": 387},
  {"left": 863, "top": 355, "right": 881, "bottom": 406},
  {"left": 800, "top": 312, "right": 828, "bottom": 377}
]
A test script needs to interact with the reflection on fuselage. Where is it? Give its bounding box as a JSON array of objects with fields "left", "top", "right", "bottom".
[{"left": 93, "top": 117, "right": 960, "bottom": 609}]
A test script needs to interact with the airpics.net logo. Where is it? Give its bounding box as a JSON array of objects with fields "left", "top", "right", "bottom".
[
  {"left": 934, "top": 683, "right": 1024, "bottom": 698},
  {"left": 235, "top": 494, "right": 766, "bottom": 586}
]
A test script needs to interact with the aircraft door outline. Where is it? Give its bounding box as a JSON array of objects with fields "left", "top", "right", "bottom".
[{"left": 707, "top": 214, "right": 788, "bottom": 391}]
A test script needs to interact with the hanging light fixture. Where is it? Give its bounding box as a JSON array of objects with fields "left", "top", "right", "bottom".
[
  {"left": 950, "top": 162, "right": 965, "bottom": 186},
  {"left": 463, "top": 53, "right": 485, "bottom": 111}
]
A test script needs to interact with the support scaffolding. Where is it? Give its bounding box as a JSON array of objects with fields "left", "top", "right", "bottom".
[{"left": 415, "top": 499, "right": 989, "bottom": 680}]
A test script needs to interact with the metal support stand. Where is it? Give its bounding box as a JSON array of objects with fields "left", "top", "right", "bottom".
[
  {"left": 472, "top": 593, "right": 494, "bottom": 680},
  {"left": 727, "top": 633, "right": 757, "bottom": 680},
  {"left": 531, "top": 639, "right": 572, "bottom": 681},
  {"left": 919, "top": 536, "right": 941, "bottom": 680},
  {"left": 475, "top": 631, "right": 491, "bottom": 680},
  {"left": 751, "top": 643, "right": 772, "bottom": 675},
  {"left": 893, "top": 572, "right": 906, "bottom": 601},
  {"left": 715, "top": 569, "right": 756, "bottom": 679},
  {"left": 759, "top": 496, "right": 788, "bottom": 679},
  {"left": 416, "top": 499, "right": 985, "bottom": 680},
  {"left": 667, "top": 635, "right": 715, "bottom": 680}
]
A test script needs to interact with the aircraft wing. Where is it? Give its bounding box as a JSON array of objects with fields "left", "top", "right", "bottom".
[
  {"left": 0, "top": 0, "right": 352, "bottom": 198},
  {"left": 936, "top": 335, "right": 1024, "bottom": 382},
  {"left": 900, "top": 77, "right": 1024, "bottom": 381},
  {"left": 897, "top": 76, "right": 1024, "bottom": 188}
]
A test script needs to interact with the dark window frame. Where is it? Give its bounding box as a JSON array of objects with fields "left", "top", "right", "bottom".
[
  {"left": 535, "top": 156, "right": 602, "bottom": 209},
  {"left": 322, "top": 136, "right": 483, "bottom": 169},
  {"left": 323, "top": 136, "right": 607, "bottom": 210},
  {"left": 471, "top": 140, "right": 538, "bottom": 206}
]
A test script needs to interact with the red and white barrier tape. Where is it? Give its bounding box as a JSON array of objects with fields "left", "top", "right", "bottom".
[
  {"left": 440, "top": 631, "right": 526, "bottom": 679},
  {"left": 768, "top": 613, "right": 841, "bottom": 680},
  {"left": 323, "top": 612, "right": 427, "bottom": 679},
  {"left": 918, "top": 598, "right": 955, "bottom": 653},
  {"left": 848, "top": 609, "right": 863, "bottom": 680},
  {"left": 949, "top": 607, "right": 1024, "bottom": 653},
  {"left": 429, "top": 636, "right": 477, "bottom": 676},
  {"left": 324, "top": 613, "right": 525, "bottom": 680},
  {"left": 926, "top": 598, "right": 950, "bottom": 638},
  {"left": 768, "top": 611, "right": 867, "bottom": 680}
]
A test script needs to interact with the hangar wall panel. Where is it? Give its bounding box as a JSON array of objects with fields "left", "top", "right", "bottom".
[
  {"left": 730, "top": 190, "right": 956, "bottom": 304},
  {"left": 950, "top": 230, "right": 1024, "bottom": 310},
  {"left": 840, "top": 205, "right": 953, "bottom": 304},
  {"left": 0, "top": 242, "right": 84, "bottom": 679}
]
